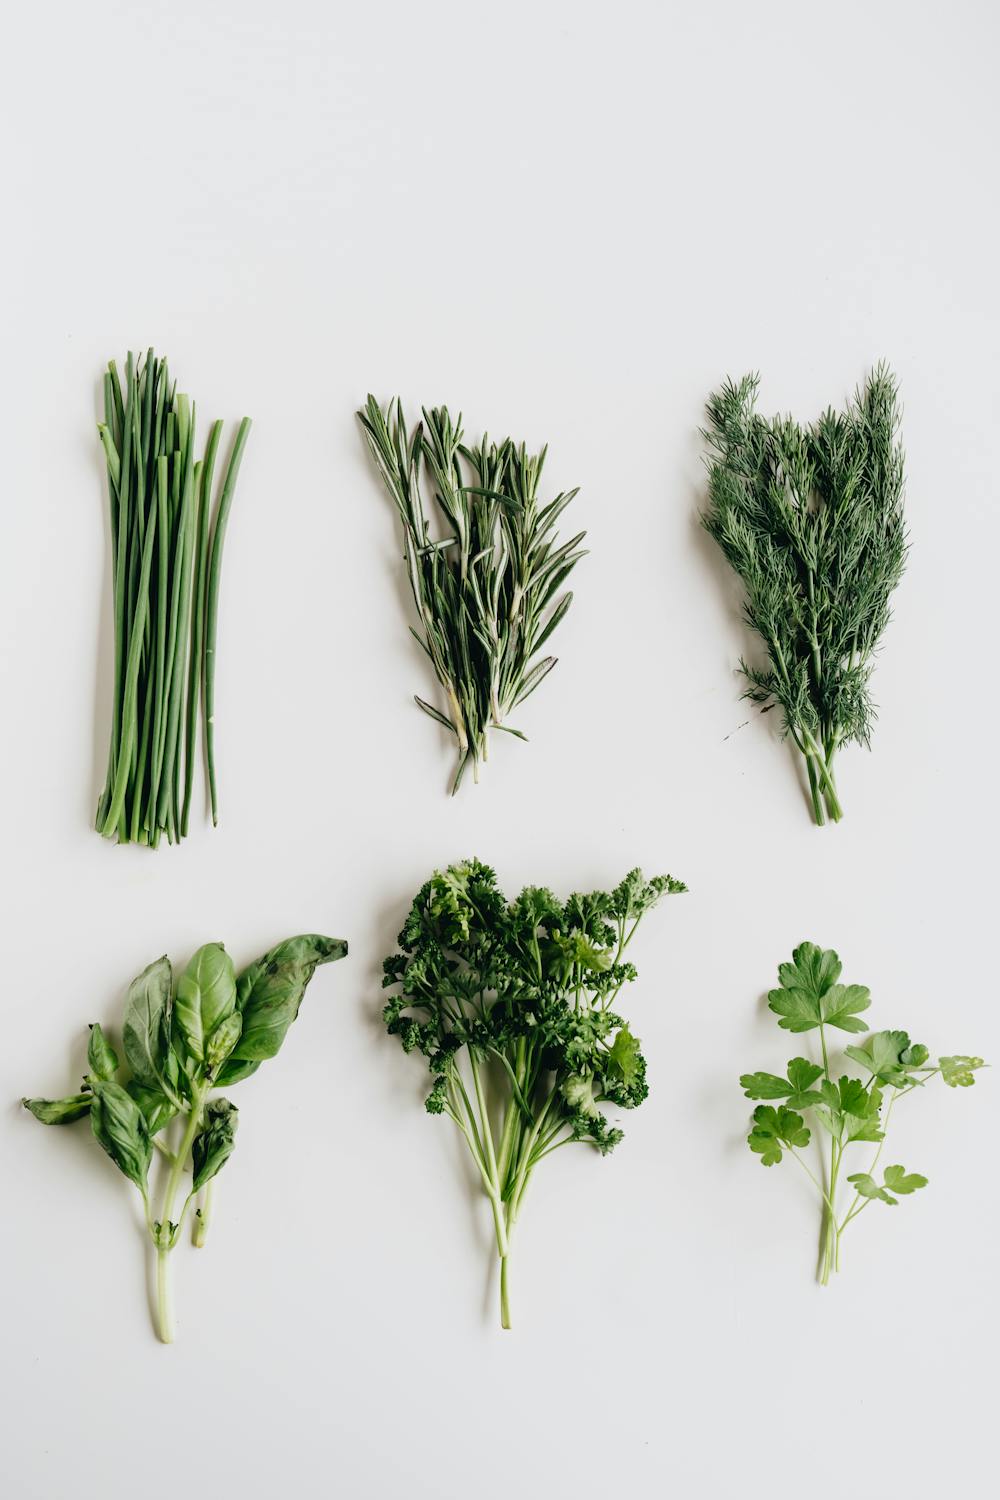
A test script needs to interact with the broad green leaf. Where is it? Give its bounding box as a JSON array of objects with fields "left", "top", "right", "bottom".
[
  {"left": 90, "top": 1080, "right": 151, "bottom": 1192},
  {"left": 883, "top": 1164, "right": 928, "bottom": 1196},
  {"left": 87, "top": 1023, "right": 119, "bottom": 1082},
  {"left": 740, "top": 1071, "right": 793, "bottom": 1100},
  {"left": 901, "top": 1043, "right": 929, "bottom": 1068},
  {"left": 847, "top": 1172, "right": 895, "bottom": 1204},
  {"left": 820, "top": 984, "right": 872, "bottom": 1033},
  {"left": 787, "top": 1057, "right": 823, "bottom": 1094},
  {"left": 940, "top": 1055, "right": 985, "bottom": 1088},
  {"left": 740, "top": 1057, "right": 824, "bottom": 1107},
  {"left": 606, "top": 1024, "right": 641, "bottom": 1085},
  {"left": 212, "top": 1055, "right": 261, "bottom": 1088},
  {"left": 845, "top": 1031, "right": 912, "bottom": 1085},
  {"left": 122, "top": 956, "right": 173, "bottom": 1093},
  {"left": 192, "top": 1098, "right": 239, "bottom": 1190},
  {"left": 812, "top": 1106, "right": 841, "bottom": 1138},
  {"left": 23, "top": 1092, "right": 92, "bottom": 1125},
  {"left": 843, "top": 1113, "right": 883, "bottom": 1144},
  {"left": 836, "top": 1077, "right": 872, "bottom": 1118},
  {"left": 222, "top": 935, "right": 346, "bottom": 1068},
  {"left": 174, "top": 943, "right": 237, "bottom": 1063},
  {"left": 125, "top": 1081, "right": 178, "bottom": 1136},
  {"left": 778, "top": 941, "right": 841, "bottom": 996},
  {"left": 768, "top": 944, "right": 869, "bottom": 1033},
  {"left": 205, "top": 1011, "right": 242, "bottom": 1073},
  {"left": 747, "top": 1104, "right": 810, "bottom": 1166}
]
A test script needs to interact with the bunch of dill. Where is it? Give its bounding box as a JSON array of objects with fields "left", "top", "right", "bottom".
[{"left": 702, "top": 366, "right": 907, "bottom": 824}]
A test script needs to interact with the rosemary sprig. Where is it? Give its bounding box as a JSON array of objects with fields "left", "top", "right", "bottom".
[
  {"left": 95, "top": 350, "right": 250, "bottom": 845},
  {"left": 358, "top": 397, "right": 587, "bottom": 792},
  {"left": 702, "top": 366, "right": 907, "bottom": 824}
]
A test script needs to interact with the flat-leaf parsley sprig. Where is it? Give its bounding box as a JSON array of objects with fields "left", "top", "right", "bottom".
[
  {"left": 702, "top": 367, "right": 907, "bottom": 824},
  {"left": 740, "top": 942, "right": 985, "bottom": 1283},
  {"left": 382, "top": 859, "right": 686, "bottom": 1328},
  {"left": 358, "top": 398, "right": 587, "bottom": 793},
  {"left": 24, "top": 935, "right": 346, "bottom": 1341}
]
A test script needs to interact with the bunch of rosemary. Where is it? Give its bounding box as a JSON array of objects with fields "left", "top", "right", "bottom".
[
  {"left": 702, "top": 366, "right": 907, "bottom": 824},
  {"left": 95, "top": 351, "right": 251, "bottom": 845},
  {"left": 358, "top": 397, "right": 586, "bottom": 792}
]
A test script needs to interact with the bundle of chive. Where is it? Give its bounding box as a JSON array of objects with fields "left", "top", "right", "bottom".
[{"left": 95, "top": 351, "right": 251, "bottom": 846}]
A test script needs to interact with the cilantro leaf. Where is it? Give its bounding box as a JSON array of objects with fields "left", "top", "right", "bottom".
[
  {"left": 740, "top": 1056, "right": 824, "bottom": 1108},
  {"left": 767, "top": 943, "right": 870, "bottom": 1033},
  {"left": 748, "top": 1105, "right": 810, "bottom": 1166},
  {"left": 847, "top": 1172, "right": 896, "bottom": 1205},
  {"left": 883, "top": 1164, "right": 928, "bottom": 1196},
  {"left": 939, "top": 1055, "right": 986, "bottom": 1088},
  {"left": 849, "top": 1164, "right": 928, "bottom": 1206},
  {"left": 739, "top": 1071, "right": 795, "bottom": 1100},
  {"left": 845, "top": 1030, "right": 913, "bottom": 1085},
  {"left": 835, "top": 1077, "right": 872, "bottom": 1118}
]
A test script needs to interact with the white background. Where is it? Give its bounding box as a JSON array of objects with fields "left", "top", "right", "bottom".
[{"left": 3, "top": 2, "right": 998, "bottom": 1495}]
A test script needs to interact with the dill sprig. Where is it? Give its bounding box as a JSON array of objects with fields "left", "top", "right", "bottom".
[
  {"left": 702, "top": 366, "right": 907, "bottom": 824},
  {"left": 358, "top": 397, "right": 587, "bottom": 793}
]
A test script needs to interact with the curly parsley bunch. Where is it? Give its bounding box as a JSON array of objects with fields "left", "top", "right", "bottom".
[{"left": 382, "top": 859, "right": 686, "bottom": 1328}]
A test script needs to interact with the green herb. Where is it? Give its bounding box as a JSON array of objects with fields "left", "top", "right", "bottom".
[
  {"left": 24, "top": 934, "right": 346, "bottom": 1341},
  {"left": 702, "top": 367, "right": 907, "bottom": 823},
  {"left": 382, "top": 860, "right": 686, "bottom": 1327},
  {"left": 358, "top": 398, "right": 587, "bottom": 792},
  {"left": 740, "top": 942, "right": 985, "bottom": 1282},
  {"left": 95, "top": 350, "right": 251, "bottom": 844}
]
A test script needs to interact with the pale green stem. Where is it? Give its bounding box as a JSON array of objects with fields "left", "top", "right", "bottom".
[
  {"left": 152, "top": 1084, "right": 205, "bottom": 1344},
  {"left": 193, "top": 1180, "right": 214, "bottom": 1247}
]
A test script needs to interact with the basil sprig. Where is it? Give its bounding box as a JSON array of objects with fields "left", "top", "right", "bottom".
[{"left": 24, "top": 934, "right": 346, "bottom": 1341}]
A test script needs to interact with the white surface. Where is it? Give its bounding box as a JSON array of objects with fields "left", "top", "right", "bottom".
[{"left": 3, "top": 1, "right": 998, "bottom": 1495}]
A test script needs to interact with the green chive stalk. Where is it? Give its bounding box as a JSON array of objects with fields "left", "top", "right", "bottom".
[{"left": 95, "top": 351, "right": 251, "bottom": 845}]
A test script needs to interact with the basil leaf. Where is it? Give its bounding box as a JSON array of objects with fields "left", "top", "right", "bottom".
[
  {"left": 126, "top": 1081, "right": 178, "bottom": 1136},
  {"left": 87, "top": 1022, "right": 119, "bottom": 1082},
  {"left": 90, "top": 1080, "right": 152, "bottom": 1192},
  {"left": 174, "top": 943, "right": 237, "bottom": 1063},
  {"left": 23, "top": 1092, "right": 93, "bottom": 1125},
  {"left": 192, "top": 1098, "right": 239, "bottom": 1189},
  {"left": 122, "top": 956, "right": 173, "bottom": 1092},
  {"left": 213, "top": 1055, "right": 261, "bottom": 1087},
  {"left": 205, "top": 1011, "right": 242, "bottom": 1073},
  {"left": 225, "top": 935, "right": 346, "bottom": 1066}
]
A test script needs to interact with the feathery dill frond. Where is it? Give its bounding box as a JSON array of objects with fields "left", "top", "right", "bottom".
[{"left": 702, "top": 366, "right": 907, "bottom": 823}]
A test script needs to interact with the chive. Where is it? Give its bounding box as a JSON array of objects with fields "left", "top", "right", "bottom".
[
  {"left": 94, "top": 352, "right": 249, "bottom": 845},
  {"left": 181, "top": 421, "right": 221, "bottom": 836},
  {"left": 203, "top": 417, "right": 251, "bottom": 826}
]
